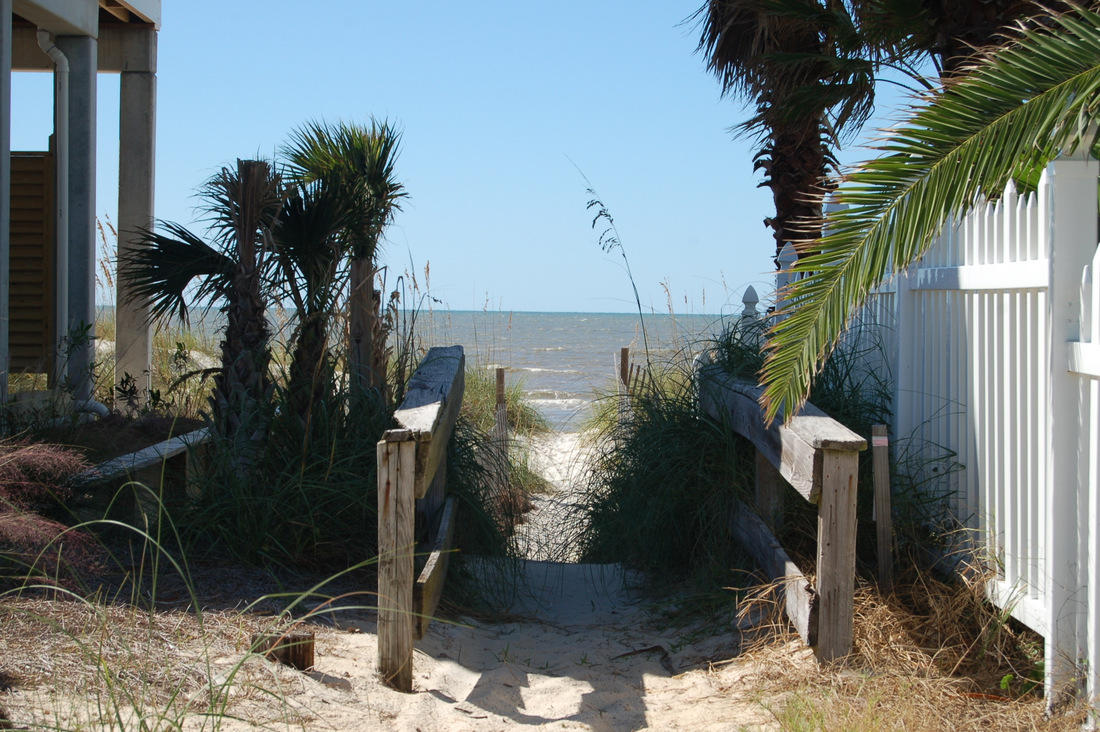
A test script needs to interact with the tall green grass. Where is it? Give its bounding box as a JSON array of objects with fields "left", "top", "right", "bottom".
[
  {"left": 460, "top": 366, "right": 550, "bottom": 436},
  {"left": 572, "top": 345, "right": 755, "bottom": 604},
  {"left": 573, "top": 315, "right": 898, "bottom": 602}
]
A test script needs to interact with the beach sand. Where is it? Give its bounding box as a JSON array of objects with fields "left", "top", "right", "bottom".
[{"left": 219, "top": 560, "right": 780, "bottom": 731}]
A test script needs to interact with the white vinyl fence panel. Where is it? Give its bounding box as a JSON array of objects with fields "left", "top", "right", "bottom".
[{"left": 841, "top": 152, "right": 1100, "bottom": 708}]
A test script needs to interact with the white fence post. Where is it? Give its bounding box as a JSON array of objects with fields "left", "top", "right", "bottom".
[
  {"left": 739, "top": 285, "right": 760, "bottom": 346},
  {"left": 1044, "top": 151, "right": 1098, "bottom": 706},
  {"left": 775, "top": 242, "right": 798, "bottom": 320}
]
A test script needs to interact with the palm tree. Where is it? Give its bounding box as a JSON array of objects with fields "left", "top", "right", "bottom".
[
  {"left": 282, "top": 120, "right": 406, "bottom": 398},
  {"left": 695, "top": 0, "right": 879, "bottom": 262},
  {"left": 759, "top": 5, "right": 1100, "bottom": 422},
  {"left": 122, "top": 159, "right": 284, "bottom": 464}
]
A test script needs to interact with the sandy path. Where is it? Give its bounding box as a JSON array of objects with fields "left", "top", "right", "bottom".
[
  {"left": 513, "top": 432, "right": 595, "bottom": 562},
  {"left": 223, "top": 561, "right": 776, "bottom": 731},
  {"left": 264, "top": 431, "right": 773, "bottom": 730}
]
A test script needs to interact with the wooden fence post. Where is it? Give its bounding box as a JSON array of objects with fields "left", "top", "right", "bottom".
[
  {"left": 618, "top": 347, "right": 631, "bottom": 428},
  {"left": 377, "top": 435, "right": 416, "bottom": 692},
  {"left": 495, "top": 366, "right": 507, "bottom": 449},
  {"left": 815, "top": 449, "right": 859, "bottom": 661},
  {"left": 376, "top": 346, "right": 465, "bottom": 692},
  {"left": 1045, "top": 152, "right": 1099, "bottom": 704},
  {"left": 871, "top": 425, "right": 893, "bottom": 592}
]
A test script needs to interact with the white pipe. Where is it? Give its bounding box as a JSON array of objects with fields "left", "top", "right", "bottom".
[
  {"left": 36, "top": 30, "right": 68, "bottom": 384},
  {"left": 72, "top": 398, "right": 108, "bottom": 418}
]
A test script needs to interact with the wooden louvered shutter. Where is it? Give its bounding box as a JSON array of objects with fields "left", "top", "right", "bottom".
[{"left": 9, "top": 152, "right": 55, "bottom": 372}]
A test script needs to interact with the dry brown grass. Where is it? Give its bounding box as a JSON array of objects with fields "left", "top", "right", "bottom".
[{"left": 728, "top": 565, "right": 1088, "bottom": 731}]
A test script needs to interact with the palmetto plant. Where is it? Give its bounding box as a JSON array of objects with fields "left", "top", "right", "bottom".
[
  {"left": 122, "top": 160, "right": 284, "bottom": 467},
  {"left": 760, "top": 5, "right": 1100, "bottom": 422},
  {"left": 283, "top": 120, "right": 406, "bottom": 398}
]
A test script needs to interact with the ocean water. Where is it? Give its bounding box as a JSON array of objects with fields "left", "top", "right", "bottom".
[
  {"left": 98, "top": 306, "right": 732, "bottom": 432},
  {"left": 417, "top": 311, "right": 731, "bottom": 431}
]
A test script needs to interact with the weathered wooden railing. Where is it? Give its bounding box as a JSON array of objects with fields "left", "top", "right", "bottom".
[
  {"left": 72, "top": 427, "right": 210, "bottom": 524},
  {"left": 376, "top": 345, "right": 465, "bottom": 691},
  {"left": 697, "top": 364, "right": 866, "bottom": 661}
]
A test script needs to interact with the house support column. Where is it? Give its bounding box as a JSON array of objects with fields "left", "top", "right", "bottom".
[
  {"left": 116, "top": 47, "right": 156, "bottom": 398},
  {"left": 54, "top": 34, "right": 95, "bottom": 401},
  {"left": 0, "top": 0, "right": 12, "bottom": 405}
]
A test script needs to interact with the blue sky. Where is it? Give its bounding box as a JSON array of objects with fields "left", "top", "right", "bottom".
[{"left": 11, "top": 1, "right": 909, "bottom": 314}]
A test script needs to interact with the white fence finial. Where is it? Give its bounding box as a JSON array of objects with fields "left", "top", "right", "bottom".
[
  {"left": 775, "top": 242, "right": 799, "bottom": 319},
  {"left": 741, "top": 285, "right": 759, "bottom": 318},
  {"left": 778, "top": 241, "right": 797, "bottom": 269}
]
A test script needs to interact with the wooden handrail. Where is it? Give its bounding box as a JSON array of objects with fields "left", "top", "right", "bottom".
[
  {"left": 377, "top": 345, "right": 465, "bottom": 692},
  {"left": 389, "top": 345, "right": 466, "bottom": 498},
  {"left": 697, "top": 364, "right": 866, "bottom": 662},
  {"left": 698, "top": 371, "right": 864, "bottom": 503},
  {"left": 73, "top": 428, "right": 209, "bottom": 486}
]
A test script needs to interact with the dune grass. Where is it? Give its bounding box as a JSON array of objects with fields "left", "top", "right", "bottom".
[{"left": 570, "top": 337, "right": 755, "bottom": 612}]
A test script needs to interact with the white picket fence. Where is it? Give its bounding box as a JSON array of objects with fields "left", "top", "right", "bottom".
[{"left": 821, "top": 151, "right": 1100, "bottom": 707}]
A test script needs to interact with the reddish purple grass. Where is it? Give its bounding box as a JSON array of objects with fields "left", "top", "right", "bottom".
[
  {"left": 0, "top": 509, "right": 106, "bottom": 586},
  {"left": 0, "top": 441, "right": 90, "bottom": 509},
  {"left": 0, "top": 441, "right": 103, "bottom": 588}
]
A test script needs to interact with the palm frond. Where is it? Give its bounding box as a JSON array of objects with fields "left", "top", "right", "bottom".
[
  {"left": 275, "top": 182, "right": 351, "bottom": 314},
  {"left": 760, "top": 4, "right": 1100, "bottom": 423},
  {"left": 282, "top": 119, "right": 406, "bottom": 261},
  {"left": 119, "top": 222, "right": 235, "bottom": 324}
]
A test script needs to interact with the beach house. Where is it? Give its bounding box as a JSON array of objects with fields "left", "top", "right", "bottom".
[{"left": 2, "top": 0, "right": 159, "bottom": 403}]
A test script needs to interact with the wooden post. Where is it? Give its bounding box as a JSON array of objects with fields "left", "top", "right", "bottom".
[
  {"left": 376, "top": 346, "right": 465, "bottom": 691},
  {"left": 815, "top": 449, "right": 859, "bottom": 662},
  {"left": 377, "top": 436, "right": 416, "bottom": 692},
  {"left": 871, "top": 425, "right": 893, "bottom": 591},
  {"left": 251, "top": 631, "right": 315, "bottom": 671},
  {"left": 494, "top": 366, "right": 507, "bottom": 463},
  {"left": 495, "top": 367, "right": 506, "bottom": 440},
  {"left": 618, "top": 347, "right": 631, "bottom": 428}
]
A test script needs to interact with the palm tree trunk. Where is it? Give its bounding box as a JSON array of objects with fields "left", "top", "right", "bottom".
[
  {"left": 211, "top": 261, "right": 272, "bottom": 472},
  {"left": 348, "top": 257, "right": 371, "bottom": 391},
  {"left": 348, "top": 258, "right": 389, "bottom": 404},
  {"left": 208, "top": 159, "right": 277, "bottom": 475},
  {"left": 761, "top": 113, "right": 829, "bottom": 264},
  {"left": 287, "top": 311, "right": 328, "bottom": 424}
]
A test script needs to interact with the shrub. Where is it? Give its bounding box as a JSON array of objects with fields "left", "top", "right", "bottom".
[{"left": 181, "top": 380, "right": 389, "bottom": 567}]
